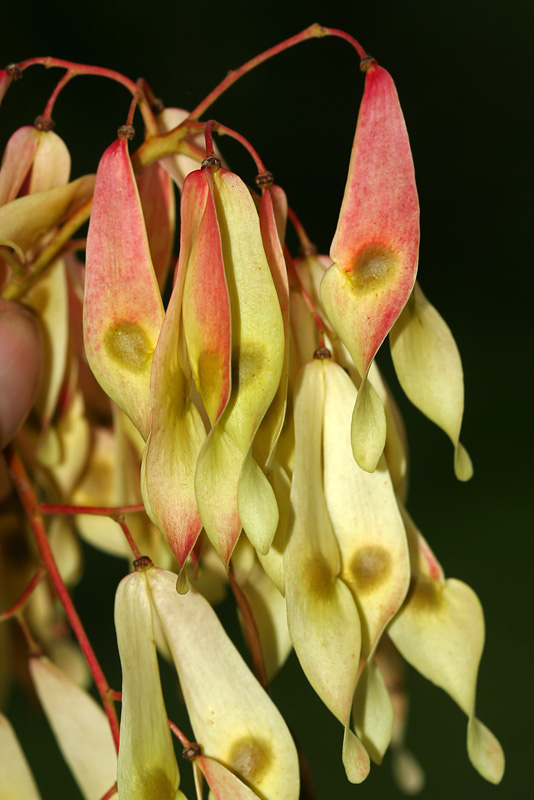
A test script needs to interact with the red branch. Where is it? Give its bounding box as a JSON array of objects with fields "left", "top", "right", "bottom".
[{"left": 5, "top": 446, "right": 120, "bottom": 752}]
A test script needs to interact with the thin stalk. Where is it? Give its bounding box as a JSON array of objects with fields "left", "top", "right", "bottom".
[
  {"left": 2, "top": 197, "right": 93, "bottom": 301},
  {"left": 0, "top": 566, "right": 46, "bottom": 622},
  {"left": 285, "top": 245, "right": 327, "bottom": 350},
  {"left": 39, "top": 502, "right": 145, "bottom": 516},
  {"left": 5, "top": 446, "right": 120, "bottom": 751},
  {"left": 187, "top": 23, "right": 367, "bottom": 122},
  {"left": 15, "top": 57, "right": 157, "bottom": 135},
  {"left": 131, "top": 23, "right": 367, "bottom": 173},
  {"left": 116, "top": 516, "right": 142, "bottom": 559},
  {"left": 228, "top": 565, "right": 268, "bottom": 691},
  {"left": 41, "top": 70, "right": 76, "bottom": 121}
]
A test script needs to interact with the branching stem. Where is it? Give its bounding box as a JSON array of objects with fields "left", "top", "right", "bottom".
[{"left": 5, "top": 446, "right": 120, "bottom": 752}]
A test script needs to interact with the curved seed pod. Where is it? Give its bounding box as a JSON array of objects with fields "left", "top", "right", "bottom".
[
  {"left": 38, "top": 388, "right": 91, "bottom": 496},
  {"left": 284, "top": 359, "right": 369, "bottom": 784},
  {"left": 29, "top": 656, "right": 117, "bottom": 800},
  {"left": 321, "top": 62, "right": 419, "bottom": 472},
  {"left": 84, "top": 138, "right": 164, "bottom": 439},
  {"left": 374, "top": 636, "right": 425, "bottom": 794},
  {"left": 28, "top": 129, "right": 71, "bottom": 193},
  {"left": 142, "top": 170, "right": 209, "bottom": 570},
  {"left": 0, "top": 126, "right": 40, "bottom": 205},
  {"left": 197, "top": 754, "right": 260, "bottom": 798},
  {"left": 181, "top": 169, "right": 231, "bottom": 426},
  {"left": 253, "top": 185, "right": 290, "bottom": 469},
  {"left": 24, "top": 257, "right": 68, "bottom": 428},
  {"left": 256, "top": 457, "right": 291, "bottom": 595},
  {"left": 390, "top": 282, "right": 473, "bottom": 480},
  {"left": 236, "top": 555, "right": 292, "bottom": 682},
  {"left": 115, "top": 569, "right": 183, "bottom": 800},
  {"left": 351, "top": 658, "right": 393, "bottom": 765},
  {"left": 147, "top": 567, "right": 300, "bottom": 800},
  {"left": 388, "top": 510, "right": 505, "bottom": 784},
  {"left": 0, "top": 712, "right": 42, "bottom": 799},
  {"left": 137, "top": 160, "right": 175, "bottom": 291},
  {"left": 0, "top": 175, "right": 94, "bottom": 263},
  {"left": 322, "top": 359, "right": 410, "bottom": 657},
  {"left": 194, "top": 169, "right": 285, "bottom": 564},
  {"left": 157, "top": 108, "right": 208, "bottom": 190}
]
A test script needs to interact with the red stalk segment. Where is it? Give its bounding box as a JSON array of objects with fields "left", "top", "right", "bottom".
[{"left": 5, "top": 446, "right": 120, "bottom": 752}]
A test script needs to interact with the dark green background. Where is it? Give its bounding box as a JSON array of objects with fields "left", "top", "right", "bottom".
[{"left": 2, "top": 0, "right": 532, "bottom": 798}]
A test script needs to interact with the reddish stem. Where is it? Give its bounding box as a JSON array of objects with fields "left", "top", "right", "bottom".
[
  {"left": 168, "top": 718, "right": 192, "bottom": 748},
  {"left": 15, "top": 56, "right": 157, "bottom": 135},
  {"left": 288, "top": 206, "right": 317, "bottom": 256},
  {"left": 116, "top": 516, "right": 142, "bottom": 559},
  {"left": 39, "top": 502, "right": 145, "bottom": 516},
  {"left": 98, "top": 784, "right": 118, "bottom": 800},
  {"left": 5, "top": 446, "right": 120, "bottom": 752},
  {"left": 228, "top": 566, "right": 268, "bottom": 691},
  {"left": 215, "top": 122, "right": 267, "bottom": 174},
  {"left": 203, "top": 120, "right": 216, "bottom": 159},
  {"left": 285, "top": 245, "right": 327, "bottom": 349},
  {"left": 187, "top": 23, "right": 367, "bottom": 122},
  {"left": 0, "top": 566, "right": 46, "bottom": 622},
  {"left": 41, "top": 70, "right": 75, "bottom": 120}
]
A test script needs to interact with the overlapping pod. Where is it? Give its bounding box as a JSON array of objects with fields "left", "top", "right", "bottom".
[
  {"left": 137, "top": 159, "right": 175, "bottom": 291},
  {"left": 388, "top": 510, "right": 505, "bottom": 784},
  {"left": 0, "top": 712, "right": 42, "bottom": 799},
  {"left": 390, "top": 281, "right": 473, "bottom": 480},
  {"left": 29, "top": 656, "right": 118, "bottom": 800},
  {"left": 322, "top": 359, "right": 410, "bottom": 763},
  {"left": 146, "top": 566, "right": 300, "bottom": 800},
  {"left": 284, "top": 358, "right": 369, "bottom": 783},
  {"left": 321, "top": 60, "right": 419, "bottom": 472},
  {"left": 84, "top": 136, "right": 164, "bottom": 439},
  {"left": 0, "top": 175, "right": 94, "bottom": 267},
  {"left": 115, "top": 568, "right": 185, "bottom": 800},
  {"left": 190, "top": 166, "right": 285, "bottom": 564},
  {"left": 141, "top": 170, "right": 210, "bottom": 572}
]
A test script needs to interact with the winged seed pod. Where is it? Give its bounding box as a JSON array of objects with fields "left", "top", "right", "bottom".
[
  {"left": 0, "top": 712, "right": 42, "bottom": 799},
  {"left": 137, "top": 159, "right": 176, "bottom": 291},
  {"left": 115, "top": 568, "right": 185, "bottom": 800},
  {"left": 388, "top": 510, "right": 505, "bottom": 784},
  {"left": 284, "top": 357, "right": 370, "bottom": 784},
  {"left": 29, "top": 656, "right": 117, "bottom": 800},
  {"left": 321, "top": 60, "right": 419, "bottom": 473},
  {"left": 141, "top": 170, "right": 209, "bottom": 572},
  {"left": 84, "top": 135, "right": 164, "bottom": 439},
  {"left": 146, "top": 566, "right": 299, "bottom": 799},
  {"left": 191, "top": 166, "right": 285, "bottom": 564},
  {"left": 390, "top": 281, "right": 473, "bottom": 480}
]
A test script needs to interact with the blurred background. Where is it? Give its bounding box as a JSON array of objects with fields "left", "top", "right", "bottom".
[{"left": 1, "top": 0, "right": 532, "bottom": 798}]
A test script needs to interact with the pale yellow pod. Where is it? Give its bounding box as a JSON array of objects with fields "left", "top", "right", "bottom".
[
  {"left": 0, "top": 712, "right": 41, "bottom": 800},
  {"left": 28, "top": 130, "right": 71, "bottom": 193},
  {"left": 390, "top": 282, "right": 473, "bottom": 480},
  {"left": 322, "top": 359, "right": 410, "bottom": 658},
  {"left": 283, "top": 359, "right": 369, "bottom": 784},
  {"left": 29, "top": 657, "right": 117, "bottom": 800},
  {"left": 388, "top": 512, "right": 504, "bottom": 784},
  {"left": 115, "top": 570, "right": 182, "bottom": 800},
  {"left": 147, "top": 567, "right": 300, "bottom": 800}
]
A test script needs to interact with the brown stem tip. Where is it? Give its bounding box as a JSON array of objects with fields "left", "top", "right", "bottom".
[
  {"left": 313, "top": 346, "right": 331, "bottom": 359},
  {"left": 133, "top": 555, "right": 153, "bottom": 571},
  {"left": 201, "top": 155, "right": 222, "bottom": 171},
  {"left": 117, "top": 124, "right": 136, "bottom": 140},
  {"left": 255, "top": 171, "right": 274, "bottom": 188},
  {"left": 359, "top": 55, "right": 377, "bottom": 72},
  {"left": 34, "top": 115, "right": 55, "bottom": 131},
  {"left": 5, "top": 64, "right": 23, "bottom": 80},
  {"left": 182, "top": 743, "right": 202, "bottom": 761}
]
